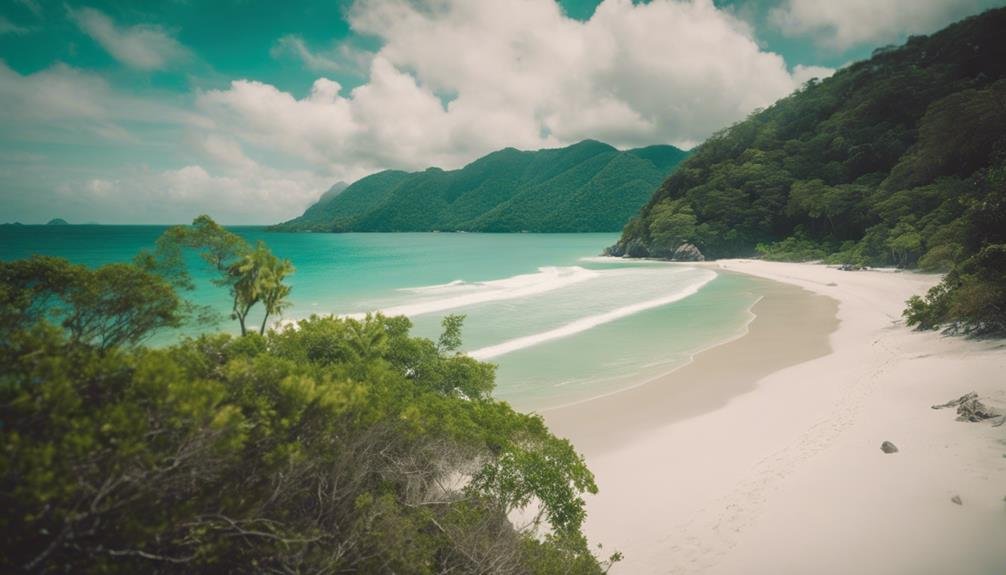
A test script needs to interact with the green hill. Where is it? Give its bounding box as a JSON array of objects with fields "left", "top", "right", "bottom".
[
  {"left": 273, "top": 140, "right": 688, "bottom": 232},
  {"left": 609, "top": 7, "right": 1006, "bottom": 333}
]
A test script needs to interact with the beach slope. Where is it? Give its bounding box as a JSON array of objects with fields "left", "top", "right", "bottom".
[{"left": 544, "top": 260, "right": 1006, "bottom": 574}]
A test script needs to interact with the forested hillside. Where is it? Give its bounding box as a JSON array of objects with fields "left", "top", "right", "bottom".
[
  {"left": 273, "top": 140, "right": 688, "bottom": 232},
  {"left": 609, "top": 8, "right": 1006, "bottom": 334}
]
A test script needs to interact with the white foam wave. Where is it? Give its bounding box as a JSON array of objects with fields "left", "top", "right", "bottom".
[
  {"left": 350, "top": 266, "right": 600, "bottom": 318},
  {"left": 578, "top": 256, "right": 679, "bottom": 265},
  {"left": 467, "top": 269, "right": 716, "bottom": 360},
  {"left": 399, "top": 279, "right": 470, "bottom": 293}
]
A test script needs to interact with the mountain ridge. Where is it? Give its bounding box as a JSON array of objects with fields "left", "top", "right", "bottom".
[{"left": 272, "top": 140, "right": 688, "bottom": 233}]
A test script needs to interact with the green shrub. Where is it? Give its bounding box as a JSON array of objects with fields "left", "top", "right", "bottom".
[
  {"left": 756, "top": 234, "right": 829, "bottom": 262},
  {"left": 0, "top": 259, "right": 615, "bottom": 574}
]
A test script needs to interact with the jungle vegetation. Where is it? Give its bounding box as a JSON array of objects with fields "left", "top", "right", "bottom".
[{"left": 608, "top": 8, "right": 1006, "bottom": 335}]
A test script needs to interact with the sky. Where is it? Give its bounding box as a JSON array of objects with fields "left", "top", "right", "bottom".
[{"left": 1, "top": 0, "right": 1002, "bottom": 224}]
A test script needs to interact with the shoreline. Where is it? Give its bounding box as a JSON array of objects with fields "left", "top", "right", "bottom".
[
  {"left": 542, "top": 273, "right": 838, "bottom": 454},
  {"left": 545, "top": 260, "right": 1006, "bottom": 574}
]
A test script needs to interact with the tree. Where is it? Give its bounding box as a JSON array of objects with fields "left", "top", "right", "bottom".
[
  {"left": 147, "top": 216, "right": 295, "bottom": 336},
  {"left": 647, "top": 199, "right": 696, "bottom": 257},
  {"left": 437, "top": 313, "right": 466, "bottom": 354},
  {"left": 786, "top": 180, "right": 864, "bottom": 239},
  {"left": 257, "top": 254, "right": 294, "bottom": 335},
  {"left": 228, "top": 241, "right": 294, "bottom": 336},
  {"left": 886, "top": 222, "right": 924, "bottom": 268},
  {"left": 0, "top": 256, "right": 182, "bottom": 351}
]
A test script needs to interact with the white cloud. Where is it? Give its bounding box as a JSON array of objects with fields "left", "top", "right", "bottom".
[
  {"left": 0, "top": 60, "right": 206, "bottom": 140},
  {"left": 2, "top": 143, "right": 329, "bottom": 224},
  {"left": 271, "top": 35, "right": 374, "bottom": 75},
  {"left": 198, "top": 0, "right": 824, "bottom": 180},
  {"left": 43, "top": 159, "right": 331, "bottom": 224},
  {"left": 69, "top": 7, "right": 189, "bottom": 71},
  {"left": 0, "top": 61, "right": 287, "bottom": 224},
  {"left": 196, "top": 134, "right": 259, "bottom": 172},
  {"left": 771, "top": 0, "right": 1004, "bottom": 49},
  {"left": 4, "top": 0, "right": 852, "bottom": 224},
  {"left": 0, "top": 61, "right": 110, "bottom": 122}
]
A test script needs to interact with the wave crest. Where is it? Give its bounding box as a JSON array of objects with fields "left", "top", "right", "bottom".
[{"left": 468, "top": 269, "right": 716, "bottom": 360}]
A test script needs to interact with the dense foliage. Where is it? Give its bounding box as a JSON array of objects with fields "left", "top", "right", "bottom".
[
  {"left": 609, "top": 8, "right": 1006, "bottom": 334},
  {"left": 1, "top": 252, "right": 614, "bottom": 573},
  {"left": 273, "top": 140, "right": 687, "bottom": 233},
  {"left": 0, "top": 256, "right": 183, "bottom": 351}
]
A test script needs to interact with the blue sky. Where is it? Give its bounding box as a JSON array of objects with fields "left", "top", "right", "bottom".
[{"left": 1, "top": 0, "right": 1002, "bottom": 224}]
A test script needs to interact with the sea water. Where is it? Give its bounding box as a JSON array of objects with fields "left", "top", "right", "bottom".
[{"left": 0, "top": 226, "right": 761, "bottom": 410}]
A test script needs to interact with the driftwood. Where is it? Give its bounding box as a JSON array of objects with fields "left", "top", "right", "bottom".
[{"left": 931, "top": 392, "right": 1002, "bottom": 423}]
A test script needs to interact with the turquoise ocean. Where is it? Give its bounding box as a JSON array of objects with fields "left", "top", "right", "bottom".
[{"left": 0, "top": 226, "right": 761, "bottom": 410}]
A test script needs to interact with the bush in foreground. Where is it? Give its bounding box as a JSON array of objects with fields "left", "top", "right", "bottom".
[{"left": 0, "top": 256, "right": 616, "bottom": 573}]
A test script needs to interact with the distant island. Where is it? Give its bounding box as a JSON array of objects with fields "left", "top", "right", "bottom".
[
  {"left": 46, "top": 218, "right": 69, "bottom": 225},
  {"left": 272, "top": 140, "right": 688, "bottom": 233}
]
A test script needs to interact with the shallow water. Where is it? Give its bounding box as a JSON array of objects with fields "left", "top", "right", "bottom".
[{"left": 1, "top": 226, "right": 761, "bottom": 409}]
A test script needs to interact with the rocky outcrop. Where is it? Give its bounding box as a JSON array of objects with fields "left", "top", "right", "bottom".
[
  {"left": 672, "top": 243, "right": 705, "bottom": 262},
  {"left": 624, "top": 239, "right": 650, "bottom": 258},
  {"left": 604, "top": 240, "right": 703, "bottom": 261},
  {"left": 605, "top": 239, "right": 650, "bottom": 258}
]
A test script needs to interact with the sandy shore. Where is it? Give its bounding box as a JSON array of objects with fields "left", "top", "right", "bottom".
[{"left": 543, "top": 260, "right": 1006, "bottom": 574}]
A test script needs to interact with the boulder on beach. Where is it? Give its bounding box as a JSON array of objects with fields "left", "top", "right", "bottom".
[
  {"left": 881, "top": 441, "right": 899, "bottom": 454},
  {"left": 672, "top": 243, "right": 705, "bottom": 262}
]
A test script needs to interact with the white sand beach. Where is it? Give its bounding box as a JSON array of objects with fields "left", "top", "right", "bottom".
[{"left": 543, "top": 260, "right": 1006, "bottom": 574}]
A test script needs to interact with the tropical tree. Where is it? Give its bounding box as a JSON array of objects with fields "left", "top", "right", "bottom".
[
  {"left": 257, "top": 254, "right": 294, "bottom": 335},
  {"left": 145, "top": 216, "right": 295, "bottom": 336},
  {"left": 345, "top": 314, "right": 389, "bottom": 363}
]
